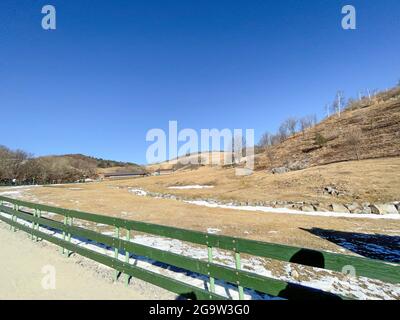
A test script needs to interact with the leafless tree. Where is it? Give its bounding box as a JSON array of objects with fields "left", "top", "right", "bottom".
[
  {"left": 232, "top": 134, "right": 245, "bottom": 164},
  {"left": 346, "top": 128, "right": 363, "bottom": 160},
  {"left": 299, "top": 115, "right": 317, "bottom": 133},
  {"left": 283, "top": 117, "right": 298, "bottom": 136},
  {"left": 258, "top": 132, "right": 272, "bottom": 148},
  {"left": 332, "top": 91, "right": 345, "bottom": 117}
]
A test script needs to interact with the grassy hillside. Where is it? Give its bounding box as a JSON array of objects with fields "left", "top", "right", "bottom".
[
  {"left": 255, "top": 87, "right": 400, "bottom": 170},
  {"left": 51, "top": 154, "right": 140, "bottom": 169}
]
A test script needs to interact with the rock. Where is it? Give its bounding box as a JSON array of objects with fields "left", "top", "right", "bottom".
[
  {"left": 329, "top": 203, "right": 350, "bottom": 213},
  {"left": 369, "top": 203, "right": 399, "bottom": 215},
  {"left": 300, "top": 204, "right": 315, "bottom": 212},
  {"left": 345, "top": 202, "right": 364, "bottom": 214},
  {"left": 315, "top": 204, "right": 331, "bottom": 212},
  {"left": 271, "top": 167, "right": 289, "bottom": 174},
  {"left": 287, "top": 160, "right": 308, "bottom": 171},
  {"left": 324, "top": 186, "right": 340, "bottom": 196},
  {"left": 361, "top": 203, "right": 372, "bottom": 214},
  {"left": 395, "top": 203, "right": 400, "bottom": 213}
]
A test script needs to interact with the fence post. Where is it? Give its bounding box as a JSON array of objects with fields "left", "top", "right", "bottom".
[
  {"left": 207, "top": 246, "right": 215, "bottom": 293},
  {"left": 31, "top": 208, "right": 37, "bottom": 240},
  {"left": 125, "top": 229, "right": 130, "bottom": 287},
  {"left": 114, "top": 226, "right": 120, "bottom": 281},
  {"left": 12, "top": 204, "right": 18, "bottom": 231},
  {"left": 37, "top": 209, "right": 41, "bottom": 241},
  {"left": 66, "top": 217, "right": 73, "bottom": 256},
  {"left": 61, "top": 216, "right": 67, "bottom": 255},
  {"left": 235, "top": 251, "right": 244, "bottom": 300}
]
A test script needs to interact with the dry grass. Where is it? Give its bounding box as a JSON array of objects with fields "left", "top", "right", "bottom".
[
  {"left": 10, "top": 157, "right": 400, "bottom": 254},
  {"left": 124, "top": 157, "right": 400, "bottom": 204}
]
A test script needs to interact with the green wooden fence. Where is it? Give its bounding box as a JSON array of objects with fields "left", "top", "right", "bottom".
[{"left": 0, "top": 195, "right": 398, "bottom": 300}]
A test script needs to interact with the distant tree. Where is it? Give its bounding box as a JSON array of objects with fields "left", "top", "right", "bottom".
[
  {"left": 258, "top": 132, "right": 272, "bottom": 147},
  {"left": 346, "top": 127, "right": 363, "bottom": 160},
  {"left": 283, "top": 117, "right": 298, "bottom": 136},
  {"left": 232, "top": 134, "right": 245, "bottom": 164},
  {"left": 277, "top": 123, "right": 288, "bottom": 142},
  {"left": 299, "top": 115, "right": 317, "bottom": 133},
  {"left": 325, "top": 104, "right": 330, "bottom": 118},
  {"left": 331, "top": 91, "right": 345, "bottom": 117}
]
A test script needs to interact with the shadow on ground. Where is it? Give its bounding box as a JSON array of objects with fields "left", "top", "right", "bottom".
[{"left": 301, "top": 227, "right": 400, "bottom": 263}]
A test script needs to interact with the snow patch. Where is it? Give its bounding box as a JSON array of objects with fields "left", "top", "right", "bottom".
[
  {"left": 168, "top": 185, "right": 214, "bottom": 190},
  {"left": 206, "top": 228, "right": 221, "bottom": 234},
  {"left": 184, "top": 200, "right": 400, "bottom": 220},
  {"left": 128, "top": 188, "right": 148, "bottom": 196}
]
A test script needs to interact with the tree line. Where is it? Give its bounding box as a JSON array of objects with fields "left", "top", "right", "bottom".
[
  {"left": 257, "top": 114, "right": 318, "bottom": 148},
  {"left": 0, "top": 145, "right": 97, "bottom": 185}
]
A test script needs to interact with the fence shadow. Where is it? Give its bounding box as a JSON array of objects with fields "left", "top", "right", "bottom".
[
  {"left": 301, "top": 227, "right": 400, "bottom": 263},
  {"left": 278, "top": 248, "right": 342, "bottom": 300}
]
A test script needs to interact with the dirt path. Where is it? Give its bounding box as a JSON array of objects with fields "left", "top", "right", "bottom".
[{"left": 0, "top": 223, "right": 174, "bottom": 300}]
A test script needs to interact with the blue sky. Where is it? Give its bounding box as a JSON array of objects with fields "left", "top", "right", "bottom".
[{"left": 1, "top": 0, "right": 399, "bottom": 164}]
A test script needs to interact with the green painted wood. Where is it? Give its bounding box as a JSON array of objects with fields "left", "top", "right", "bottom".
[
  {"left": 125, "top": 229, "right": 130, "bottom": 287},
  {"left": 235, "top": 252, "right": 245, "bottom": 300},
  {"left": 114, "top": 226, "right": 120, "bottom": 281},
  {"left": 207, "top": 246, "right": 215, "bottom": 293},
  {"left": 0, "top": 213, "right": 225, "bottom": 300},
  {"left": 0, "top": 205, "right": 348, "bottom": 299},
  {"left": 0, "top": 196, "right": 399, "bottom": 285}
]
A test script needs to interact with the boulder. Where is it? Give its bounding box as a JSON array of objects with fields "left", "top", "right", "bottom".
[
  {"left": 345, "top": 203, "right": 364, "bottom": 214},
  {"left": 329, "top": 203, "right": 350, "bottom": 213},
  {"left": 300, "top": 204, "right": 315, "bottom": 212},
  {"left": 361, "top": 204, "right": 372, "bottom": 214},
  {"left": 271, "top": 167, "right": 289, "bottom": 174},
  {"left": 314, "top": 204, "right": 331, "bottom": 212},
  {"left": 369, "top": 204, "right": 399, "bottom": 215}
]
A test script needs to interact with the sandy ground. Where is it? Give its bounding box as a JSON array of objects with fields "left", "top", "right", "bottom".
[{"left": 0, "top": 222, "right": 175, "bottom": 300}]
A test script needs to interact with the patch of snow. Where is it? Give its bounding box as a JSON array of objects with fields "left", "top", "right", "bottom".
[
  {"left": 168, "top": 185, "right": 214, "bottom": 190},
  {"left": 207, "top": 228, "right": 221, "bottom": 234},
  {"left": 184, "top": 200, "right": 400, "bottom": 220},
  {"left": 0, "top": 191, "right": 23, "bottom": 196},
  {"left": 128, "top": 188, "right": 148, "bottom": 197}
]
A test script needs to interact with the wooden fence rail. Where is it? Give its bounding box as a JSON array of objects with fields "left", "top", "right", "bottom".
[{"left": 0, "top": 195, "right": 398, "bottom": 300}]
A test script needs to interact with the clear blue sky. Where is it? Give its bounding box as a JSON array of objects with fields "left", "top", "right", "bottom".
[{"left": 1, "top": 0, "right": 399, "bottom": 164}]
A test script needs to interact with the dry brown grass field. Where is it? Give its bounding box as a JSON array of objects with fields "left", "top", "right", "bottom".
[{"left": 5, "top": 156, "right": 399, "bottom": 256}]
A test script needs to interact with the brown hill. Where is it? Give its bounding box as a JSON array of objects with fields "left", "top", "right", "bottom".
[{"left": 255, "top": 87, "right": 400, "bottom": 171}]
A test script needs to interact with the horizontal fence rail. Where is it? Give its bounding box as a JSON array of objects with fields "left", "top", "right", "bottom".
[{"left": 0, "top": 195, "right": 399, "bottom": 300}]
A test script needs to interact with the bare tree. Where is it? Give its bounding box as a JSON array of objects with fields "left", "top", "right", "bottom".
[
  {"left": 332, "top": 91, "right": 345, "bottom": 117},
  {"left": 346, "top": 128, "right": 363, "bottom": 160},
  {"left": 277, "top": 117, "right": 298, "bottom": 142},
  {"left": 232, "top": 134, "right": 244, "bottom": 164},
  {"left": 299, "top": 115, "right": 317, "bottom": 133},
  {"left": 325, "top": 104, "right": 330, "bottom": 118},
  {"left": 283, "top": 117, "right": 298, "bottom": 135},
  {"left": 258, "top": 132, "right": 272, "bottom": 148}
]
